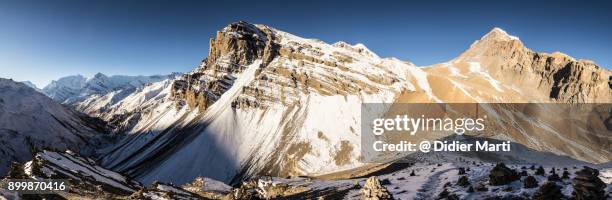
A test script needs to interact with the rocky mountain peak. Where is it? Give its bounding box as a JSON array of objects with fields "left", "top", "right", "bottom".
[
  {"left": 220, "top": 21, "right": 266, "bottom": 39},
  {"left": 460, "top": 27, "right": 526, "bottom": 61},
  {"left": 172, "top": 21, "right": 280, "bottom": 111},
  {"left": 436, "top": 26, "right": 611, "bottom": 105},
  {"left": 204, "top": 21, "right": 277, "bottom": 70},
  {"left": 481, "top": 27, "right": 520, "bottom": 42}
]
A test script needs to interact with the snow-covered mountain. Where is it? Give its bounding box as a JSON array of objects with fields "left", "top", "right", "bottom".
[
  {"left": 71, "top": 21, "right": 611, "bottom": 187},
  {"left": 1, "top": 21, "right": 610, "bottom": 200},
  {"left": 0, "top": 78, "right": 104, "bottom": 176},
  {"left": 86, "top": 21, "right": 416, "bottom": 185},
  {"left": 42, "top": 73, "right": 180, "bottom": 104},
  {"left": 41, "top": 74, "right": 87, "bottom": 103}
]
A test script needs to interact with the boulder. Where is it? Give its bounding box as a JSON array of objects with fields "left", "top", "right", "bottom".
[
  {"left": 456, "top": 176, "right": 470, "bottom": 187},
  {"left": 360, "top": 176, "right": 393, "bottom": 200},
  {"left": 489, "top": 163, "right": 519, "bottom": 185},
  {"left": 571, "top": 167, "right": 606, "bottom": 200},
  {"left": 547, "top": 173, "right": 561, "bottom": 182},
  {"left": 523, "top": 176, "right": 538, "bottom": 188},
  {"left": 458, "top": 167, "right": 466, "bottom": 175},
  {"left": 562, "top": 170, "right": 570, "bottom": 179},
  {"left": 535, "top": 166, "right": 545, "bottom": 176},
  {"left": 532, "top": 182, "right": 564, "bottom": 200},
  {"left": 549, "top": 167, "right": 556, "bottom": 174}
]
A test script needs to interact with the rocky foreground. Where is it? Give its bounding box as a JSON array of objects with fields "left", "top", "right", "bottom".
[{"left": 1, "top": 150, "right": 611, "bottom": 200}]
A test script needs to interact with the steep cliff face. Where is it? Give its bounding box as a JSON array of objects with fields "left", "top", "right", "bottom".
[{"left": 171, "top": 21, "right": 279, "bottom": 112}]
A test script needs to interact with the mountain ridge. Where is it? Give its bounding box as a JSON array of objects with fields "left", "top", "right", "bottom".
[
  {"left": 41, "top": 72, "right": 181, "bottom": 104},
  {"left": 65, "top": 21, "right": 610, "bottom": 187}
]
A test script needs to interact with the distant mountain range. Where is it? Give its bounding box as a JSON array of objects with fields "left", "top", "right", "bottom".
[{"left": 28, "top": 73, "right": 181, "bottom": 104}]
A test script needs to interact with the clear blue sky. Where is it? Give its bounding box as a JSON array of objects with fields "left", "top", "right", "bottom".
[{"left": 1, "top": 0, "right": 610, "bottom": 87}]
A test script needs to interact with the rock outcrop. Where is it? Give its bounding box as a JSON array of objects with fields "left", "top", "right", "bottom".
[{"left": 171, "top": 21, "right": 279, "bottom": 111}]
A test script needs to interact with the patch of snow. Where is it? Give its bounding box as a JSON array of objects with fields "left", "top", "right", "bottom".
[{"left": 468, "top": 62, "right": 504, "bottom": 92}]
